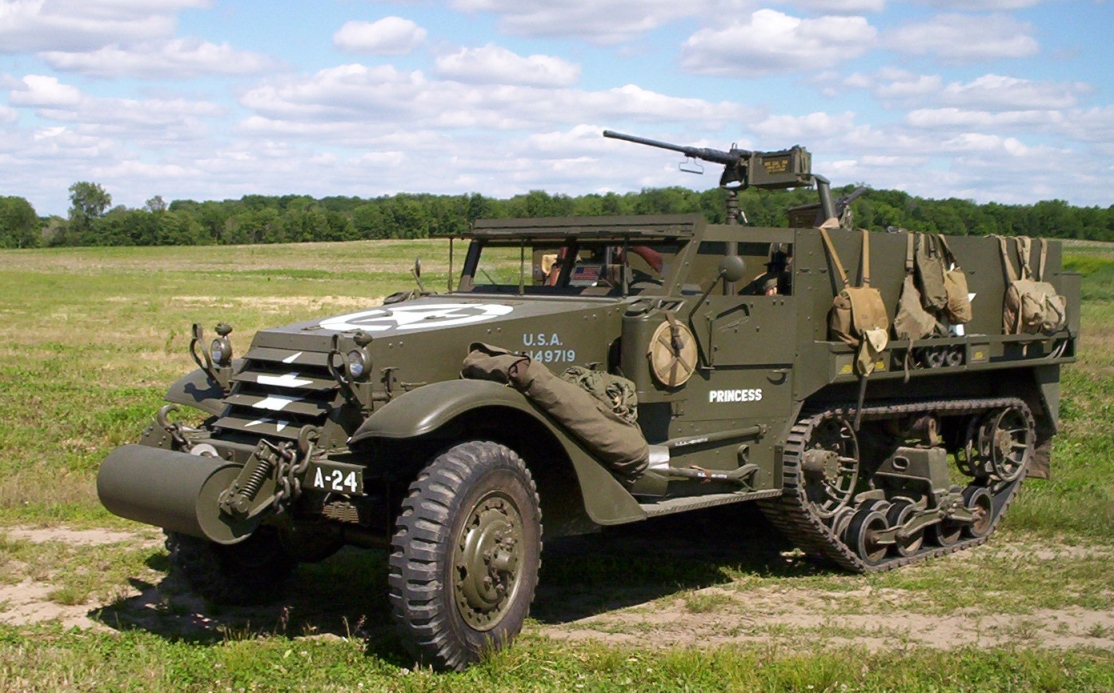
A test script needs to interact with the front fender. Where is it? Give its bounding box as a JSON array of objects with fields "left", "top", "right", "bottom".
[
  {"left": 166, "top": 368, "right": 223, "bottom": 416},
  {"left": 164, "top": 358, "right": 245, "bottom": 417},
  {"left": 349, "top": 380, "right": 645, "bottom": 526},
  {"left": 350, "top": 380, "right": 536, "bottom": 442}
]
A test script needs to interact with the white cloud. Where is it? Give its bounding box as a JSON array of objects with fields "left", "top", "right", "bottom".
[
  {"left": 39, "top": 38, "right": 277, "bottom": 78},
  {"left": 750, "top": 111, "right": 858, "bottom": 139},
  {"left": 939, "top": 132, "right": 1033, "bottom": 156},
  {"left": 844, "top": 69, "right": 1091, "bottom": 117},
  {"left": 872, "top": 71, "right": 943, "bottom": 100},
  {"left": 916, "top": 0, "right": 1044, "bottom": 8},
  {"left": 448, "top": 0, "right": 702, "bottom": 44},
  {"left": 434, "top": 45, "right": 580, "bottom": 87},
  {"left": 905, "top": 107, "right": 1063, "bottom": 129},
  {"left": 9, "top": 75, "right": 82, "bottom": 107},
  {"left": 680, "top": 10, "right": 877, "bottom": 77},
  {"left": 780, "top": 0, "right": 887, "bottom": 12},
  {"left": 1059, "top": 106, "right": 1114, "bottom": 144},
  {"left": 333, "top": 17, "right": 427, "bottom": 55},
  {"left": 885, "top": 14, "right": 1039, "bottom": 63},
  {"left": 0, "top": 103, "right": 17, "bottom": 123},
  {"left": 940, "top": 74, "right": 1089, "bottom": 111},
  {"left": 860, "top": 155, "right": 913, "bottom": 166},
  {"left": 821, "top": 122, "right": 1103, "bottom": 204},
  {"left": 7, "top": 74, "right": 224, "bottom": 147},
  {"left": 238, "top": 64, "right": 749, "bottom": 134},
  {"left": 0, "top": 0, "right": 208, "bottom": 52}
]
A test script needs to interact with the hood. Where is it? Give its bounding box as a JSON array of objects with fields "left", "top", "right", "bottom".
[{"left": 251, "top": 294, "right": 622, "bottom": 350}]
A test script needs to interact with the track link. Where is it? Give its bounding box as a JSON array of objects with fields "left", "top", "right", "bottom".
[{"left": 758, "top": 397, "right": 1035, "bottom": 574}]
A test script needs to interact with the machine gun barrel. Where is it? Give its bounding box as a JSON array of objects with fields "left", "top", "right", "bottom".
[
  {"left": 834, "top": 186, "right": 867, "bottom": 217},
  {"left": 603, "top": 130, "right": 748, "bottom": 166}
]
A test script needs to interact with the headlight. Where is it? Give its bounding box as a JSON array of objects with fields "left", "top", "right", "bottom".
[
  {"left": 210, "top": 336, "right": 232, "bottom": 367},
  {"left": 346, "top": 349, "right": 367, "bottom": 380}
]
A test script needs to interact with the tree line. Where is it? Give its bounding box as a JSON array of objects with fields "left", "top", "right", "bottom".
[{"left": 1, "top": 181, "right": 1112, "bottom": 250}]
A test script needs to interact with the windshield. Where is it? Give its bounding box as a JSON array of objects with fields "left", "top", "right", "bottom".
[{"left": 460, "top": 239, "right": 680, "bottom": 296}]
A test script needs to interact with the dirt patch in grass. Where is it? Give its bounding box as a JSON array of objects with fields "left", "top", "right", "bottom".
[
  {"left": 3, "top": 526, "right": 162, "bottom": 548},
  {"left": 541, "top": 586, "right": 1114, "bottom": 651},
  {"left": 2, "top": 518, "right": 1112, "bottom": 655},
  {"left": 167, "top": 295, "right": 380, "bottom": 311}
]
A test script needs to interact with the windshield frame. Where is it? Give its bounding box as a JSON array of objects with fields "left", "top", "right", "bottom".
[{"left": 454, "top": 214, "right": 703, "bottom": 297}]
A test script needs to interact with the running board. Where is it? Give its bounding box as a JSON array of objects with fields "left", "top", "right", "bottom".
[{"left": 639, "top": 488, "right": 782, "bottom": 519}]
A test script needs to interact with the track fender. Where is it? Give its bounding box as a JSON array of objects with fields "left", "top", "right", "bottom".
[{"left": 350, "top": 380, "right": 645, "bottom": 526}]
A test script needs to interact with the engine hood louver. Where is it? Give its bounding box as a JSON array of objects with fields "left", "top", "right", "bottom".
[{"left": 212, "top": 347, "right": 338, "bottom": 441}]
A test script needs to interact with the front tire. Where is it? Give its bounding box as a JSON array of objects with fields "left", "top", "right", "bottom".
[{"left": 389, "top": 441, "right": 542, "bottom": 671}]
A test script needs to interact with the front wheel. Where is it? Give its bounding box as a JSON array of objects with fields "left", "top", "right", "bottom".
[{"left": 388, "top": 441, "right": 542, "bottom": 671}]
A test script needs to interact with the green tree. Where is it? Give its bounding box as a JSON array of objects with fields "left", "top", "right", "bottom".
[
  {"left": 66, "top": 181, "right": 112, "bottom": 244},
  {"left": 351, "top": 202, "right": 386, "bottom": 239},
  {"left": 0, "top": 196, "right": 40, "bottom": 248},
  {"left": 157, "top": 210, "right": 206, "bottom": 245}
]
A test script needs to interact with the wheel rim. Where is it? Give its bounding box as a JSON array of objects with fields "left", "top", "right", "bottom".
[
  {"left": 886, "top": 501, "right": 924, "bottom": 557},
  {"left": 931, "top": 518, "right": 962, "bottom": 546},
  {"left": 850, "top": 510, "right": 888, "bottom": 565},
  {"left": 982, "top": 407, "right": 1033, "bottom": 483},
  {"left": 801, "top": 416, "right": 860, "bottom": 520},
  {"left": 452, "top": 491, "right": 526, "bottom": 632},
  {"left": 963, "top": 487, "right": 994, "bottom": 538}
]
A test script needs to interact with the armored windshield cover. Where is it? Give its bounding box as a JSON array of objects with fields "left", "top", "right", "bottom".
[{"left": 467, "top": 214, "right": 703, "bottom": 242}]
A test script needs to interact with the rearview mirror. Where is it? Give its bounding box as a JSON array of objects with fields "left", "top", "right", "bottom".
[{"left": 718, "top": 255, "right": 747, "bottom": 284}]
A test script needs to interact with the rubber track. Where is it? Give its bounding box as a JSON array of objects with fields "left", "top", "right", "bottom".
[{"left": 757, "top": 397, "right": 1035, "bottom": 574}]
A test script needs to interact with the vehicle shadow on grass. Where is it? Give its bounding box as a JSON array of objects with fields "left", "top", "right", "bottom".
[
  {"left": 90, "top": 548, "right": 412, "bottom": 665},
  {"left": 532, "top": 503, "right": 821, "bottom": 624},
  {"left": 89, "top": 504, "right": 821, "bottom": 658}
]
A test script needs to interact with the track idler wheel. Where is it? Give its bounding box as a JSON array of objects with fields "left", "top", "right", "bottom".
[
  {"left": 961, "top": 405, "right": 1035, "bottom": 483},
  {"left": 984, "top": 407, "right": 1034, "bottom": 482}
]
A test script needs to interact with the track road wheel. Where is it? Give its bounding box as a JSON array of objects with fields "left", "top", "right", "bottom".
[
  {"left": 962, "top": 486, "right": 994, "bottom": 538},
  {"left": 165, "top": 525, "right": 297, "bottom": 605},
  {"left": 847, "top": 508, "right": 889, "bottom": 566},
  {"left": 886, "top": 500, "right": 925, "bottom": 557},
  {"left": 389, "top": 441, "right": 542, "bottom": 671},
  {"left": 928, "top": 515, "right": 963, "bottom": 547}
]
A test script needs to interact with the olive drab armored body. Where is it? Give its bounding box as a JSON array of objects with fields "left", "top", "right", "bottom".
[{"left": 98, "top": 130, "right": 1080, "bottom": 670}]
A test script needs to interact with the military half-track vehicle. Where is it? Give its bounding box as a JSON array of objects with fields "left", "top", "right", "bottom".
[{"left": 98, "top": 130, "right": 1079, "bottom": 670}]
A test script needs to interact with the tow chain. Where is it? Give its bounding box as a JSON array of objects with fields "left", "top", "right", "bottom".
[{"left": 271, "top": 425, "right": 319, "bottom": 513}]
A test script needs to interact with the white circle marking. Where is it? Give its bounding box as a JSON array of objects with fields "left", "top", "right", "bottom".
[{"left": 319, "top": 303, "right": 514, "bottom": 333}]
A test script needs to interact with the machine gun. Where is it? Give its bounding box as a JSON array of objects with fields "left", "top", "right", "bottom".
[{"left": 603, "top": 129, "right": 839, "bottom": 222}]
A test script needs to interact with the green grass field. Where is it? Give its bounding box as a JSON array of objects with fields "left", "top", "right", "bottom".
[{"left": 1, "top": 239, "right": 1112, "bottom": 692}]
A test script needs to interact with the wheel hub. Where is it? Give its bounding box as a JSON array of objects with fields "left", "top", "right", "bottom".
[
  {"left": 802, "top": 448, "right": 841, "bottom": 483},
  {"left": 801, "top": 417, "right": 861, "bottom": 520},
  {"left": 454, "top": 495, "right": 524, "bottom": 631}
]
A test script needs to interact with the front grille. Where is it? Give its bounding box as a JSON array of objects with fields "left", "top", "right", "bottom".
[{"left": 213, "top": 347, "right": 338, "bottom": 441}]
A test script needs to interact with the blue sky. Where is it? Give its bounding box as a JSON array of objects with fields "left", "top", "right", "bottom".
[{"left": 2, "top": 0, "right": 1112, "bottom": 216}]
